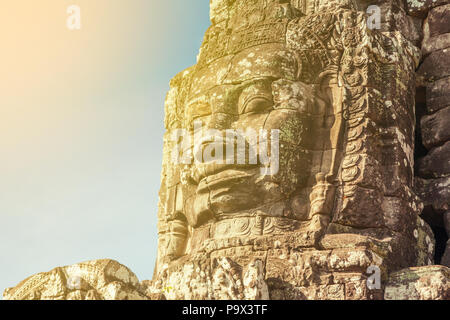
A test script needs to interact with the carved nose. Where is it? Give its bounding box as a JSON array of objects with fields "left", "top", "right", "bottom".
[{"left": 193, "top": 134, "right": 226, "bottom": 162}]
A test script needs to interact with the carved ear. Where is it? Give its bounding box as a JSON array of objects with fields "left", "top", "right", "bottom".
[
  {"left": 318, "top": 65, "right": 339, "bottom": 87},
  {"left": 316, "top": 66, "right": 342, "bottom": 115}
]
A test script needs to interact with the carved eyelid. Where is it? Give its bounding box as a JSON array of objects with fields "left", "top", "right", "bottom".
[{"left": 240, "top": 94, "right": 273, "bottom": 114}]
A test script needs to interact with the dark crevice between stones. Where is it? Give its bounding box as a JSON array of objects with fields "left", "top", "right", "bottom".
[
  {"left": 421, "top": 207, "right": 449, "bottom": 264},
  {"left": 433, "top": 225, "right": 449, "bottom": 264}
]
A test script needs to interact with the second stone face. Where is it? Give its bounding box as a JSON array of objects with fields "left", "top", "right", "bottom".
[{"left": 3, "top": 260, "right": 149, "bottom": 300}]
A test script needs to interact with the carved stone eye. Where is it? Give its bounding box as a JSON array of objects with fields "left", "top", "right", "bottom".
[{"left": 241, "top": 96, "right": 273, "bottom": 114}]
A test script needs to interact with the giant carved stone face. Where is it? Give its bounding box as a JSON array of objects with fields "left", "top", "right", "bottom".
[
  {"left": 158, "top": 41, "right": 335, "bottom": 262},
  {"left": 181, "top": 44, "right": 326, "bottom": 226}
]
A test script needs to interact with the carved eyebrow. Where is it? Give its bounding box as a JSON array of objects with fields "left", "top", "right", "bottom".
[
  {"left": 186, "top": 103, "right": 211, "bottom": 120},
  {"left": 241, "top": 93, "right": 272, "bottom": 107},
  {"left": 239, "top": 79, "right": 273, "bottom": 95},
  {"left": 239, "top": 76, "right": 278, "bottom": 87}
]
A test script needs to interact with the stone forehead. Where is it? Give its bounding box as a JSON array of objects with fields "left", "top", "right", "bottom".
[
  {"left": 194, "top": 10, "right": 342, "bottom": 82},
  {"left": 196, "top": 20, "right": 289, "bottom": 68},
  {"left": 188, "top": 44, "right": 299, "bottom": 99}
]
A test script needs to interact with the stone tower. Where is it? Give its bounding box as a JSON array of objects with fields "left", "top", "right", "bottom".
[{"left": 149, "top": 0, "right": 447, "bottom": 300}]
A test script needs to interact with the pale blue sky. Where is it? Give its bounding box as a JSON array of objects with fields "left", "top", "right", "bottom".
[{"left": 0, "top": 1, "right": 210, "bottom": 295}]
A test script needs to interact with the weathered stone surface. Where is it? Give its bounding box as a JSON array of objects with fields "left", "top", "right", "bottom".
[
  {"left": 147, "top": 245, "right": 387, "bottom": 300},
  {"left": 422, "top": 33, "right": 450, "bottom": 56},
  {"left": 422, "top": 6, "right": 450, "bottom": 56},
  {"left": 385, "top": 265, "right": 450, "bottom": 300},
  {"left": 145, "top": 256, "right": 271, "bottom": 300},
  {"left": 417, "top": 141, "right": 450, "bottom": 178},
  {"left": 417, "top": 48, "right": 450, "bottom": 81},
  {"left": 406, "top": 0, "right": 450, "bottom": 18},
  {"left": 3, "top": 260, "right": 149, "bottom": 300},
  {"left": 421, "top": 106, "right": 450, "bottom": 149},
  {"left": 426, "top": 77, "right": 450, "bottom": 113},
  {"left": 426, "top": 4, "right": 450, "bottom": 37},
  {"left": 378, "top": 3, "right": 423, "bottom": 45},
  {"left": 415, "top": 177, "right": 450, "bottom": 212}
]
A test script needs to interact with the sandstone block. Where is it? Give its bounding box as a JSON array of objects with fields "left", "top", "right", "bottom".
[
  {"left": 417, "top": 141, "right": 450, "bottom": 178},
  {"left": 415, "top": 176, "right": 450, "bottom": 212},
  {"left": 417, "top": 48, "right": 450, "bottom": 81},
  {"left": 422, "top": 33, "right": 450, "bottom": 56},
  {"left": 421, "top": 106, "right": 450, "bottom": 149},
  {"left": 426, "top": 77, "right": 450, "bottom": 113},
  {"left": 378, "top": 4, "right": 422, "bottom": 45},
  {"left": 426, "top": 4, "right": 450, "bottom": 37},
  {"left": 406, "top": 0, "right": 450, "bottom": 18},
  {"left": 385, "top": 265, "right": 449, "bottom": 300}
]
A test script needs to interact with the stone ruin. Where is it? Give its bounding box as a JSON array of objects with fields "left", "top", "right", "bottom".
[{"left": 4, "top": 0, "right": 450, "bottom": 300}]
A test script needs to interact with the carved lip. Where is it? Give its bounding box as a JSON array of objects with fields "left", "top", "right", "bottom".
[
  {"left": 196, "top": 168, "right": 256, "bottom": 193},
  {"left": 192, "top": 162, "right": 256, "bottom": 184}
]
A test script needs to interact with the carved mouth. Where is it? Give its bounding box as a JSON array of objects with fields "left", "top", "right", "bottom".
[
  {"left": 188, "top": 134, "right": 260, "bottom": 184},
  {"left": 196, "top": 167, "right": 256, "bottom": 193},
  {"left": 192, "top": 162, "right": 256, "bottom": 184}
]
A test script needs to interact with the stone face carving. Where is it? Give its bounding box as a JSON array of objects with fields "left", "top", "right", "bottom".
[{"left": 4, "top": 0, "right": 450, "bottom": 300}]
